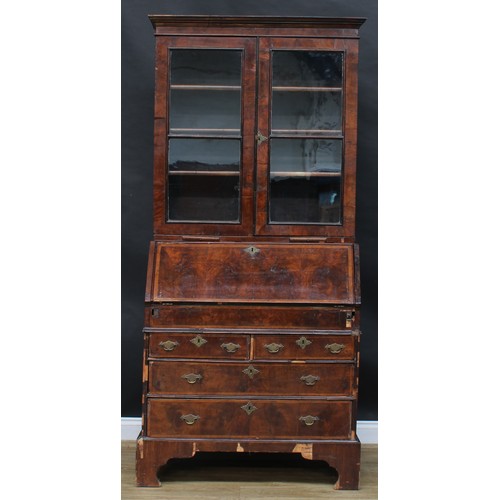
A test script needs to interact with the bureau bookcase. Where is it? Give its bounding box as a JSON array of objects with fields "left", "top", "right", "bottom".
[{"left": 136, "top": 15, "right": 365, "bottom": 490}]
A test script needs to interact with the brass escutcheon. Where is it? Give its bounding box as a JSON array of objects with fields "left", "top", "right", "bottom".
[
  {"left": 180, "top": 414, "right": 200, "bottom": 425},
  {"left": 221, "top": 342, "right": 241, "bottom": 353},
  {"left": 190, "top": 335, "right": 208, "bottom": 348},
  {"left": 296, "top": 336, "right": 312, "bottom": 349},
  {"left": 244, "top": 245, "right": 260, "bottom": 257},
  {"left": 181, "top": 373, "right": 203, "bottom": 384},
  {"left": 325, "top": 342, "right": 345, "bottom": 354},
  {"left": 241, "top": 402, "right": 257, "bottom": 415},
  {"left": 300, "top": 375, "right": 320, "bottom": 386},
  {"left": 159, "top": 340, "right": 179, "bottom": 351},
  {"left": 256, "top": 131, "right": 268, "bottom": 145},
  {"left": 299, "top": 415, "right": 320, "bottom": 426},
  {"left": 242, "top": 365, "right": 260, "bottom": 379},
  {"left": 264, "top": 342, "right": 284, "bottom": 354}
]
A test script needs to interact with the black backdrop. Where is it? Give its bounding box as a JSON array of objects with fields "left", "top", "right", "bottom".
[{"left": 122, "top": 0, "right": 378, "bottom": 421}]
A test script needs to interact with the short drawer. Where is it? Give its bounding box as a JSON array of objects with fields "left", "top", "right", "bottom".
[
  {"left": 149, "top": 361, "right": 354, "bottom": 397},
  {"left": 149, "top": 332, "right": 249, "bottom": 360},
  {"left": 254, "top": 334, "right": 356, "bottom": 360},
  {"left": 147, "top": 398, "right": 352, "bottom": 440}
]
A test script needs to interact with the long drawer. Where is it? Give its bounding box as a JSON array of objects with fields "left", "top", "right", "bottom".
[
  {"left": 149, "top": 361, "right": 354, "bottom": 397},
  {"left": 147, "top": 398, "right": 353, "bottom": 439},
  {"left": 147, "top": 305, "right": 353, "bottom": 330}
]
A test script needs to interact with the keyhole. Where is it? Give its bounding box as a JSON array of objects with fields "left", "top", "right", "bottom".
[{"left": 244, "top": 246, "right": 260, "bottom": 257}]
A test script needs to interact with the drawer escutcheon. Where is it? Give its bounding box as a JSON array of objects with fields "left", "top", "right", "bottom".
[
  {"left": 242, "top": 365, "right": 260, "bottom": 379},
  {"left": 296, "top": 336, "right": 312, "bottom": 349},
  {"left": 190, "top": 335, "right": 208, "bottom": 348},
  {"left": 241, "top": 402, "right": 258, "bottom": 415}
]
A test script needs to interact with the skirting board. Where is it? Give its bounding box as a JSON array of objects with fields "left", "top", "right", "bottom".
[{"left": 121, "top": 417, "right": 378, "bottom": 443}]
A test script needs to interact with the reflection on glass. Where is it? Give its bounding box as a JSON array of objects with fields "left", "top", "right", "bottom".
[
  {"left": 272, "top": 91, "right": 341, "bottom": 132},
  {"left": 169, "top": 139, "right": 240, "bottom": 172},
  {"left": 272, "top": 51, "right": 343, "bottom": 88},
  {"left": 171, "top": 49, "right": 242, "bottom": 86},
  {"left": 170, "top": 89, "right": 241, "bottom": 133},
  {"left": 270, "top": 176, "right": 341, "bottom": 224},
  {"left": 270, "top": 139, "right": 342, "bottom": 174},
  {"left": 169, "top": 175, "right": 239, "bottom": 222}
]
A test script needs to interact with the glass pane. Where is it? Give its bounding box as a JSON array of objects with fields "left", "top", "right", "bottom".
[
  {"left": 272, "top": 90, "right": 341, "bottom": 132},
  {"left": 168, "top": 175, "right": 239, "bottom": 222},
  {"left": 272, "top": 51, "right": 343, "bottom": 88},
  {"left": 270, "top": 139, "right": 342, "bottom": 174},
  {"left": 170, "top": 89, "right": 241, "bottom": 134},
  {"left": 169, "top": 139, "right": 240, "bottom": 172},
  {"left": 269, "top": 176, "right": 341, "bottom": 224},
  {"left": 171, "top": 49, "right": 242, "bottom": 86}
]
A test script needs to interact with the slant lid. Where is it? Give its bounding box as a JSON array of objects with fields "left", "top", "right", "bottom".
[{"left": 148, "top": 242, "right": 358, "bottom": 305}]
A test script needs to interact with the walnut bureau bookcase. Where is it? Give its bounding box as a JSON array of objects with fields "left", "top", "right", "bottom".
[{"left": 136, "top": 15, "right": 366, "bottom": 490}]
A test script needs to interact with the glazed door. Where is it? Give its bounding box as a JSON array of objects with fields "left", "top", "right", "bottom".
[
  {"left": 153, "top": 37, "right": 257, "bottom": 236},
  {"left": 255, "top": 38, "right": 360, "bottom": 238}
]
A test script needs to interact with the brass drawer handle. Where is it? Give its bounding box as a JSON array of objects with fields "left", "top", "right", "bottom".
[
  {"left": 325, "top": 342, "right": 345, "bottom": 354},
  {"left": 300, "top": 375, "right": 320, "bottom": 386},
  {"left": 296, "top": 336, "right": 312, "bottom": 349},
  {"left": 299, "top": 415, "right": 320, "bottom": 426},
  {"left": 190, "top": 335, "right": 207, "bottom": 348},
  {"left": 264, "top": 342, "right": 284, "bottom": 354},
  {"left": 221, "top": 342, "right": 241, "bottom": 353},
  {"left": 180, "top": 414, "right": 200, "bottom": 425},
  {"left": 159, "top": 340, "right": 179, "bottom": 351},
  {"left": 181, "top": 373, "right": 202, "bottom": 384}
]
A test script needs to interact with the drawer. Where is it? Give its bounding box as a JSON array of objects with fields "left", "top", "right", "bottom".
[
  {"left": 147, "top": 305, "right": 353, "bottom": 330},
  {"left": 147, "top": 398, "right": 352, "bottom": 439},
  {"left": 149, "top": 333, "right": 249, "bottom": 360},
  {"left": 149, "top": 361, "right": 354, "bottom": 397},
  {"left": 254, "top": 334, "right": 356, "bottom": 360}
]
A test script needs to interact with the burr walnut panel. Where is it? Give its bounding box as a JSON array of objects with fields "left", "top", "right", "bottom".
[{"left": 151, "top": 242, "right": 355, "bottom": 304}]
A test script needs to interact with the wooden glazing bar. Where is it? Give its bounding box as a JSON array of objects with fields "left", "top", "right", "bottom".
[
  {"left": 270, "top": 171, "right": 342, "bottom": 177},
  {"left": 272, "top": 86, "right": 342, "bottom": 92},
  {"left": 271, "top": 129, "right": 342, "bottom": 135},
  {"left": 168, "top": 171, "right": 240, "bottom": 176},
  {"left": 170, "top": 128, "right": 241, "bottom": 134},
  {"left": 170, "top": 84, "right": 241, "bottom": 91}
]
